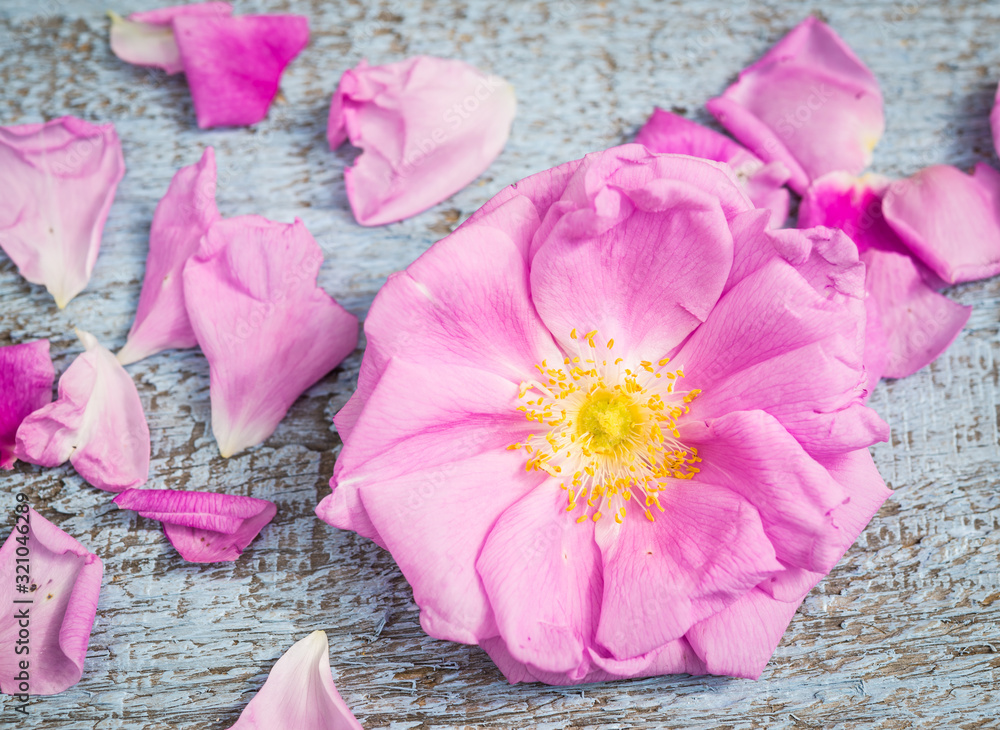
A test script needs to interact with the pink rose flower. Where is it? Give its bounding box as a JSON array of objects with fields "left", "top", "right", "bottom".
[{"left": 317, "top": 144, "right": 891, "bottom": 684}]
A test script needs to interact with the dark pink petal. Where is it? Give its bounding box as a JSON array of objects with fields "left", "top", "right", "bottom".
[
  {"left": 108, "top": 3, "right": 233, "bottom": 75},
  {"left": 113, "top": 488, "right": 276, "bottom": 563},
  {"left": 706, "top": 17, "right": 884, "bottom": 193},
  {"left": 328, "top": 56, "right": 517, "bottom": 226},
  {"left": 593, "top": 483, "right": 781, "bottom": 660},
  {"left": 882, "top": 163, "right": 1000, "bottom": 284},
  {"left": 0, "top": 117, "right": 125, "bottom": 308},
  {"left": 635, "top": 108, "right": 790, "bottom": 225},
  {"left": 15, "top": 330, "right": 149, "bottom": 491},
  {"left": 183, "top": 216, "right": 358, "bottom": 457},
  {"left": 118, "top": 147, "right": 220, "bottom": 366},
  {"left": 173, "top": 14, "right": 309, "bottom": 129},
  {"left": 0, "top": 509, "right": 103, "bottom": 695},
  {"left": 226, "top": 630, "right": 363, "bottom": 730},
  {"left": 476, "top": 485, "right": 603, "bottom": 678},
  {"left": 0, "top": 340, "right": 54, "bottom": 469}
]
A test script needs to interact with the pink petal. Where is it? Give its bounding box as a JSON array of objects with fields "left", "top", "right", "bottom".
[
  {"left": 108, "top": 3, "right": 233, "bottom": 75},
  {"left": 993, "top": 81, "right": 1000, "bottom": 159},
  {"left": 118, "top": 147, "right": 220, "bottom": 366},
  {"left": 15, "top": 330, "right": 150, "bottom": 491},
  {"left": 113, "top": 488, "right": 276, "bottom": 563},
  {"left": 226, "top": 630, "right": 363, "bottom": 730},
  {"left": 635, "top": 108, "right": 791, "bottom": 225},
  {"left": 328, "top": 56, "right": 517, "bottom": 226},
  {"left": 882, "top": 163, "right": 1000, "bottom": 284},
  {"left": 0, "top": 116, "right": 125, "bottom": 308},
  {"left": 1, "top": 340, "right": 54, "bottom": 469},
  {"left": 476, "top": 485, "right": 603, "bottom": 678},
  {"left": 0, "top": 509, "right": 103, "bottom": 695},
  {"left": 800, "top": 172, "right": 971, "bottom": 378},
  {"left": 593, "top": 483, "right": 782, "bottom": 661},
  {"left": 182, "top": 216, "right": 358, "bottom": 457},
  {"left": 706, "top": 17, "right": 884, "bottom": 193},
  {"left": 173, "top": 14, "right": 309, "bottom": 129}
]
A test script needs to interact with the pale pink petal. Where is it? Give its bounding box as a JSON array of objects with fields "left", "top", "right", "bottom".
[
  {"left": 15, "top": 330, "right": 149, "bottom": 492},
  {"left": 635, "top": 108, "right": 790, "bottom": 225},
  {"left": 0, "top": 509, "right": 103, "bottom": 695},
  {"left": 227, "top": 631, "right": 363, "bottom": 730},
  {"left": 118, "top": 147, "right": 220, "bottom": 366},
  {"left": 108, "top": 3, "right": 233, "bottom": 75},
  {"left": 706, "top": 17, "right": 884, "bottom": 193},
  {"left": 0, "top": 117, "right": 125, "bottom": 308},
  {"left": 593, "top": 483, "right": 782, "bottom": 660},
  {"left": 354, "top": 449, "right": 544, "bottom": 645},
  {"left": 1, "top": 340, "right": 54, "bottom": 469},
  {"left": 183, "top": 216, "right": 358, "bottom": 457},
  {"left": 113, "top": 488, "right": 276, "bottom": 563},
  {"left": 992, "top": 81, "right": 1000, "bottom": 159},
  {"left": 882, "top": 163, "right": 1000, "bottom": 284},
  {"left": 328, "top": 56, "right": 517, "bottom": 226},
  {"left": 173, "top": 14, "right": 309, "bottom": 129},
  {"left": 476, "top": 485, "right": 602, "bottom": 678}
]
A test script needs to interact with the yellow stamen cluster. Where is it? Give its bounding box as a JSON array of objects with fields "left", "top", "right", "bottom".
[{"left": 508, "top": 329, "right": 702, "bottom": 525}]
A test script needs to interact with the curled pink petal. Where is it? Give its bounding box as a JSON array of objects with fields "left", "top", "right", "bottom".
[
  {"left": 636, "top": 108, "right": 790, "bottom": 225},
  {"left": 706, "top": 17, "right": 884, "bottom": 194},
  {"left": 227, "top": 630, "right": 363, "bottom": 730},
  {"left": 182, "top": 216, "right": 358, "bottom": 457},
  {"left": 0, "top": 508, "right": 104, "bottom": 695},
  {"left": 108, "top": 3, "right": 233, "bottom": 75},
  {"left": 118, "top": 147, "right": 220, "bottom": 365},
  {"left": 0, "top": 116, "right": 125, "bottom": 308},
  {"left": 1, "top": 340, "right": 54, "bottom": 469},
  {"left": 14, "top": 330, "right": 149, "bottom": 492},
  {"left": 328, "top": 56, "right": 517, "bottom": 226},
  {"left": 113, "top": 488, "right": 276, "bottom": 563},
  {"left": 173, "top": 14, "right": 309, "bottom": 129},
  {"left": 882, "top": 163, "right": 1000, "bottom": 284}
]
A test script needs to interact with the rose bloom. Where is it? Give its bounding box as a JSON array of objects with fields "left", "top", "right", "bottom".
[{"left": 317, "top": 144, "right": 891, "bottom": 684}]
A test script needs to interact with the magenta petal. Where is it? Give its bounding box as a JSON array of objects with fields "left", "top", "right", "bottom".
[
  {"left": 882, "top": 163, "right": 1000, "bottom": 284},
  {"left": 0, "top": 117, "right": 125, "bottom": 308},
  {"left": 0, "top": 509, "right": 103, "bottom": 695},
  {"left": 635, "top": 108, "right": 790, "bottom": 225},
  {"left": 173, "top": 14, "right": 309, "bottom": 129},
  {"left": 1, "top": 340, "right": 54, "bottom": 469},
  {"left": 15, "top": 330, "right": 149, "bottom": 491},
  {"left": 108, "top": 3, "right": 233, "bottom": 75},
  {"left": 113, "top": 488, "right": 276, "bottom": 563},
  {"left": 183, "top": 216, "right": 358, "bottom": 457},
  {"left": 706, "top": 17, "right": 884, "bottom": 193},
  {"left": 226, "top": 631, "right": 363, "bottom": 730},
  {"left": 329, "top": 56, "right": 517, "bottom": 226},
  {"left": 118, "top": 147, "right": 221, "bottom": 366}
]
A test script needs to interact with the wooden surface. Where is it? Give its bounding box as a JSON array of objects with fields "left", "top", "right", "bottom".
[{"left": 2, "top": 1, "right": 1000, "bottom": 727}]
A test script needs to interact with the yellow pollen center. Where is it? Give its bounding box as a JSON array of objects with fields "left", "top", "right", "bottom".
[{"left": 508, "top": 329, "right": 703, "bottom": 525}]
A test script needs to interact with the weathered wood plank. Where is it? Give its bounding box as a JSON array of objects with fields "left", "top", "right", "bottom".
[{"left": 1, "top": 1, "right": 999, "bottom": 728}]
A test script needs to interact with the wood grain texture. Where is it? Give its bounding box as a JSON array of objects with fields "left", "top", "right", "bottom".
[{"left": 1, "top": 0, "right": 999, "bottom": 727}]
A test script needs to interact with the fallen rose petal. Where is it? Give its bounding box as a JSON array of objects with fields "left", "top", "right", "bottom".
[
  {"left": 108, "top": 3, "right": 233, "bottom": 75},
  {"left": 0, "top": 508, "right": 103, "bottom": 695},
  {"left": 227, "top": 630, "right": 363, "bottom": 730},
  {"left": 1, "top": 340, "right": 54, "bottom": 469},
  {"left": 993, "top": 81, "right": 1000, "bottom": 160},
  {"left": 800, "top": 172, "right": 971, "bottom": 379},
  {"left": 706, "top": 17, "right": 884, "bottom": 194},
  {"left": 882, "top": 163, "right": 1000, "bottom": 284},
  {"left": 636, "top": 108, "right": 790, "bottom": 225},
  {"left": 118, "top": 147, "right": 220, "bottom": 365},
  {"left": 113, "top": 488, "right": 276, "bottom": 563},
  {"left": 328, "top": 56, "right": 517, "bottom": 226},
  {"left": 172, "top": 14, "right": 309, "bottom": 129},
  {"left": 183, "top": 216, "right": 358, "bottom": 457},
  {"left": 15, "top": 329, "right": 149, "bottom": 491},
  {"left": 0, "top": 116, "right": 125, "bottom": 308}
]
